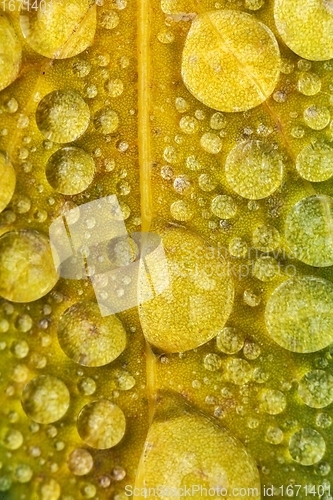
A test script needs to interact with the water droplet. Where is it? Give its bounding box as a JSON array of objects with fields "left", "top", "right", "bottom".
[
  {"left": 304, "top": 105, "right": 330, "bottom": 130},
  {"left": 0, "top": 153, "right": 16, "bottom": 214},
  {"left": 36, "top": 90, "right": 90, "bottom": 143},
  {"left": 175, "top": 97, "right": 190, "bottom": 113},
  {"left": 179, "top": 115, "right": 198, "bottom": 135},
  {"left": 46, "top": 147, "right": 95, "bottom": 195},
  {"left": 229, "top": 237, "right": 248, "bottom": 258},
  {"left": 260, "top": 389, "right": 286, "bottom": 414},
  {"left": 163, "top": 145, "right": 178, "bottom": 164},
  {"left": 216, "top": 326, "right": 244, "bottom": 354},
  {"left": 58, "top": 301, "right": 126, "bottom": 367},
  {"left": 315, "top": 461, "right": 331, "bottom": 476},
  {"left": 13, "top": 463, "right": 33, "bottom": 483},
  {"left": 107, "top": 235, "right": 139, "bottom": 267},
  {"left": 274, "top": 0, "right": 333, "bottom": 60},
  {"left": 100, "top": 10, "right": 119, "bottom": 29},
  {"left": 0, "top": 230, "right": 59, "bottom": 302},
  {"left": 140, "top": 397, "right": 260, "bottom": 499},
  {"left": 68, "top": 448, "right": 93, "bottom": 476},
  {"left": 20, "top": 0, "right": 96, "bottom": 59},
  {"left": 39, "top": 478, "right": 61, "bottom": 500},
  {"left": 1, "top": 428, "right": 23, "bottom": 450},
  {"left": 111, "top": 466, "right": 126, "bottom": 481},
  {"left": 181, "top": 10, "right": 280, "bottom": 112},
  {"left": 185, "top": 155, "right": 201, "bottom": 171},
  {"left": 245, "top": 0, "right": 264, "bottom": 9},
  {"left": 72, "top": 59, "right": 91, "bottom": 77},
  {"left": 226, "top": 358, "right": 252, "bottom": 385},
  {"left": 139, "top": 227, "right": 234, "bottom": 352},
  {"left": 210, "top": 112, "right": 226, "bottom": 130},
  {"left": 285, "top": 195, "right": 333, "bottom": 267},
  {"left": 81, "top": 483, "right": 96, "bottom": 498},
  {"left": 161, "top": 165, "right": 173, "bottom": 180},
  {"left": 200, "top": 132, "right": 222, "bottom": 154},
  {"left": 298, "top": 370, "right": 333, "bottom": 408},
  {"left": 198, "top": 174, "right": 217, "bottom": 192},
  {"left": 173, "top": 174, "right": 192, "bottom": 195},
  {"left": 78, "top": 377, "right": 96, "bottom": 396},
  {"left": 289, "top": 428, "right": 326, "bottom": 466},
  {"left": 22, "top": 375, "right": 70, "bottom": 424},
  {"left": 77, "top": 400, "right": 126, "bottom": 449},
  {"left": 113, "top": 369, "right": 136, "bottom": 390},
  {"left": 93, "top": 107, "right": 119, "bottom": 134},
  {"left": 10, "top": 340, "right": 29, "bottom": 358},
  {"left": 266, "top": 426, "right": 284, "bottom": 444},
  {"left": 105, "top": 78, "right": 124, "bottom": 97},
  {"left": 265, "top": 276, "right": 333, "bottom": 353},
  {"left": 157, "top": 29, "right": 174, "bottom": 43},
  {"left": 253, "top": 256, "right": 279, "bottom": 282},
  {"left": 243, "top": 341, "right": 261, "bottom": 360},
  {"left": 0, "top": 14, "right": 21, "bottom": 91},
  {"left": 211, "top": 195, "right": 237, "bottom": 219},
  {"left": 225, "top": 140, "right": 283, "bottom": 199},
  {"left": 297, "top": 72, "right": 322, "bottom": 96},
  {"left": 203, "top": 353, "right": 221, "bottom": 371},
  {"left": 252, "top": 224, "right": 280, "bottom": 252},
  {"left": 296, "top": 140, "right": 333, "bottom": 182},
  {"left": 170, "top": 200, "right": 193, "bottom": 221}
]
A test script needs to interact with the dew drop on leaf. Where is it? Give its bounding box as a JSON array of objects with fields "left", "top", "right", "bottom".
[
  {"left": 20, "top": 0, "right": 96, "bottom": 59},
  {"left": 0, "top": 230, "right": 59, "bottom": 302},
  {"left": 77, "top": 400, "right": 126, "bottom": 449},
  {"left": 21, "top": 375, "right": 70, "bottom": 424},
  {"left": 265, "top": 276, "right": 333, "bottom": 353},
  {"left": 57, "top": 301, "right": 126, "bottom": 367}
]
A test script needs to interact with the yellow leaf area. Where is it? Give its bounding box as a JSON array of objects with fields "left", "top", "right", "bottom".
[{"left": 1, "top": 0, "right": 333, "bottom": 499}]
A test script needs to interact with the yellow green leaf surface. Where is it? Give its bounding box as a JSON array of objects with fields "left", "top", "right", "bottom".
[{"left": 0, "top": 0, "right": 333, "bottom": 499}]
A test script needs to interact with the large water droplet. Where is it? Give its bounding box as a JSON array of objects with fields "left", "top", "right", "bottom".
[
  {"left": 260, "top": 389, "right": 286, "bottom": 414},
  {"left": 36, "top": 90, "right": 90, "bottom": 143},
  {"left": 58, "top": 301, "right": 126, "bottom": 367},
  {"left": 211, "top": 195, "right": 237, "bottom": 219},
  {"left": 297, "top": 72, "right": 322, "bottom": 96},
  {"left": 0, "top": 14, "right": 21, "bottom": 91},
  {"left": 135, "top": 395, "right": 260, "bottom": 500},
  {"left": 252, "top": 224, "right": 280, "bottom": 252},
  {"left": 20, "top": 0, "right": 96, "bottom": 59},
  {"left": 265, "top": 276, "right": 333, "bottom": 353},
  {"left": 77, "top": 400, "right": 126, "bottom": 449},
  {"left": 0, "top": 229, "right": 59, "bottom": 302},
  {"left": 285, "top": 195, "right": 333, "bottom": 267},
  {"left": 225, "top": 140, "right": 283, "bottom": 199},
  {"left": 181, "top": 10, "right": 280, "bottom": 112},
  {"left": 298, "top": 370, "right": 333, "bottom": 408},
  {"left": 0, "top": 428, "right": 23, "bottom": 450},
  {"left": 225, "top": 358, "right": 252, "bottom": 385},
  {"left": 274, "top": 0, "right": 333, "bottom": 60},
  {"left": 67, "top": 448, "right": 94, "bottom": 476},
  {"left": 216, "top": 326, "right": 244, "bottom": 354},
  {"left": 139, "top": 226, "right": 234, "bottom": 352},
  {"left": 296, "top": 141, "right": 333, "bottom": 182},
  {"left": 93, "top": 107, "right": 119, "bottom": 134},
  {"left": 303, "top": 105, "right": 330, "bottom": 130},
  {"left": 289, "top": 428, "right": 326, "bottom": 466},
  {"left": 46, "top": 147, "right": 95, "bottom": 195},
  {"left": 22, "top": 375, "right": 70, "bottom": 424}
]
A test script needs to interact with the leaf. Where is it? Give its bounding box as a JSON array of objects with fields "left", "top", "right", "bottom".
[{"left": 0, "top": 0, "right": 333, "bottom": 499}]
